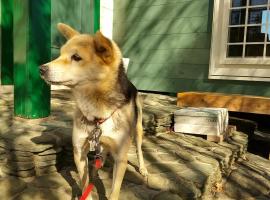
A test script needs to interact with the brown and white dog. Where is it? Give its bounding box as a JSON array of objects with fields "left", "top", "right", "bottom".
[{"left": 39, "top": 23, "right": 148, "bottom": 200}]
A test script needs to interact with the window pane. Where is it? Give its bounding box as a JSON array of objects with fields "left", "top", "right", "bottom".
[
  {"left": 229, "top": 27, "right": 245, "bottom": 42},
  {"left": 230, "top": 9, "right": 246, "bottom": 25},
  {"left": 248, "top": 7, "right": 267, "bottom": 24},
  {"left": 267, "top": 34, "right": 270, "bottom": 42},
  {"left": 227, "top": 45, "right": 243, "bottom": 57},
  {"left": 245, "top": 44, "right": 264, "bottom": 56},
  {"left": 232, "top": 0, "right": 247, "bottom": 7},
  {"left": 249, "top": 0, "right": 268, "bottom": 6},
  {"left": 246, "top": 26, "right": 265, "bottom": 42},
  {"left": 266, "top": 44, "right": 270, "bottom": 56}
]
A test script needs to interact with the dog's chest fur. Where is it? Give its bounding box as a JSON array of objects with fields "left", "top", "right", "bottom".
[{"left": 73, "top": 90, "right": 125, "bottom": 122}]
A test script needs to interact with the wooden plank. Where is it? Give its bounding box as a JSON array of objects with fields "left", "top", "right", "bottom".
[
  {"left": 177, "top": 92, "right": 270, "bottom": 115},
  {"left": 1, "top": 0, "right": 13, "bottom": 85}
]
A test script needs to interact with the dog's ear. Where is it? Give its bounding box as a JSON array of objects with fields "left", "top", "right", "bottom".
[
  {"left": 57, "top": 23, "right": 79, "bottom": 40},
  {"left": 93, "top": 31, "right": 114, "bottom": 64}
]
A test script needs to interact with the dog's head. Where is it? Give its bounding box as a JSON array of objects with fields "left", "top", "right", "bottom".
[{"left": 40, "top": 23, "right": 121, "bottom": 87}]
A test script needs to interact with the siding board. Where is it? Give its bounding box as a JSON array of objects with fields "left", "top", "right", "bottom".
[
  {"left": 130, "top": 77, "right": 270, "bottom": 96},
  {"left": 113, "top": 17, "right": 209, "bottom": 41},
  {"left": 120, "top": 33, "right": 211, "bottom": 53},
  {"left": 114, "top": 0, "right": 209, "bottom": 23},
  {"left": 128, "top": 63, "right": 209, "bottom": 79},
  {"left": 51, "top": 0, "right": 82, "bottom": 48},
  {"left": 114, "top": 0, "right": 195, "bottom": 10},
  {"left": 126, "top": 49, "right": 210, "bottom": 65}
]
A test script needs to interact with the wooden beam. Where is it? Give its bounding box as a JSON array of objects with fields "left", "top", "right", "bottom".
[{"left": 177, "top": 92, "right": 270, "bottom": 115}]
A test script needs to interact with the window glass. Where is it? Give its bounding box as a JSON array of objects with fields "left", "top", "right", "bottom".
[
  {"left": 265, "top": 44, "right": 270, "bottom": 56},
  {"left": 249, "top": 0, "right": 268, "bottom": 6},
  {"left": 246, "top": 26, "right": 265, "bottom": 42},
  {"left": 248, "top": 7, "right": 266, "bottom": 24},
  {"left": 230, "top": 9, "right": 246, "bottom": 25},
  {"left": 232, "top": 0, "right": 247, "bottom": 7},
  {"left": 245, "top": 44, "right": 264, "bottom": 56},
  {"left": 227, "top": 45, "right": 243, "bottom": 57},
  {"left": 227, "top": 1, "right": 270, "bottom": 58},
  {"left": 229, "top": 27, "right": 245, "bottom": 42}
]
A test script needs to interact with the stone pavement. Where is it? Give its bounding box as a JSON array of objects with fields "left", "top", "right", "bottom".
[{"left": 0, "top": 87, "right": 269, "bottom": 200}]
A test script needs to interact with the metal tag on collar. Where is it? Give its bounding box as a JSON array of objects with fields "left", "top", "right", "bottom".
[
  {"left": 93, "top": 125, "right": 102, "bottom": 141},
  {"left": 89, "top": 140, "right": 96, "bottom": 152}
]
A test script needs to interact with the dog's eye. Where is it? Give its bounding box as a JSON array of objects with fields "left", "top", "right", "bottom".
[{"left": 71, "top": 54, "right": 82, "bottom": 62}]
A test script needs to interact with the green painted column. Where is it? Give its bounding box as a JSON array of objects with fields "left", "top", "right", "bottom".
[
  {"left": 13, "top": 0, "right": 51, "bottom": 118},
  {"left": 93, "top": 0, "right": 100, "bottom": 32},
  {"left": 1, "top": 0, "right": 13, "bottom": 85}
]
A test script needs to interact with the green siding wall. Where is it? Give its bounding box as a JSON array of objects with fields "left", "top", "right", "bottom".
[
  {"left": 113, "top": 0, "right": 270, "bottom": 97},
  {"left": 51, "top": 0, "right": 94, "bottom": 58}
]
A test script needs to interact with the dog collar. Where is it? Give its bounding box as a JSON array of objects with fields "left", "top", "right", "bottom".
[{"left": 93, "top": 108, "right": 118, "bottom": 126}]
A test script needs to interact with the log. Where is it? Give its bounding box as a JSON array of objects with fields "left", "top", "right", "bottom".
[{"left": 177, "top": 92, "right": 270, "bottom": 115}]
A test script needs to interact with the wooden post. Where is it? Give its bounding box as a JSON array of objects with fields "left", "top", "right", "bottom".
[
  {"left": 94, "top": 0, "right": 100, "bottom": 32},
  {"left": 1, "top": 0, "right": 13, "bottom": 85},
  {"left": 13, "top": 0, "right": 51, "bottom": 118}
]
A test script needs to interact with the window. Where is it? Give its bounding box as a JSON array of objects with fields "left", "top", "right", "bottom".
[{"left": 209, "top": 0, "right": 270, "bottom": 81}]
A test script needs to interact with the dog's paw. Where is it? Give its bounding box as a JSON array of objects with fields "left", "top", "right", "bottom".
[{"left": 139, "top": 166, "right": 148, "bottom": 177}]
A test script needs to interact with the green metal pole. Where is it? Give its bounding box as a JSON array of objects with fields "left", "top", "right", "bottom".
[
  {"left": 93, "top": 0, "right": 100, "bottom": 32},
  {"left": 1, "top": 0, "right": 13, "bottom": 85},
  {"left": 13, "top": 0, "right": 51, "bottom": 118}
]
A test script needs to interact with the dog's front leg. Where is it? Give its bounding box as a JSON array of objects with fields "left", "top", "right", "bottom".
[
  {"left": 74, "top": 144, "right": 90, "bottom": 193},
  {"left": 109, "top": 157, "right": 128, "bottom": 200},
  {"left": 73, "top": 125, "right": 92, "bottom": 199}
]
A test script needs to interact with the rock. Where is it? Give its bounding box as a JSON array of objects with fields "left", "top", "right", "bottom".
[
  {"left": 6, "top": 160, "right": 35, "bottom": 171},
  {"left": 124, "top": 165, "right": 145, "bottom": 185},
  {"left": 14, "top": 187, "right": 72, "bottom": 200},
  {"left": 1, "top": 166, "right": 36, "bottom": 177},
  {"left": 147, "top": 173, "right": 201, "bottom": 199},
  {"left": 9, "top": 150, "right": 34, "bottom": 157},
  {"left": 0, "top": 147, "right": 6, "bottom": 155},
  {"left": 0, "top": 177, "right": 27, "bottom": 199},
  {"left": 35, "top": 160, "right": 57, "bottom": 168},
  {"left": 34, "top": 154, "right": 58, "bottom": 162},
  {"left": 36, "top": 165, "right": 58, "bottom": 176},
  {"left": 8, "top": 154, "right": 34, "bottom": 162},
  {"left": 29, "top": 172, "right": 71, "bottom": 189},
  {"left": 0, "top": 131, "right": 54, "bottom": 153},
  {"left": 37, "top": 147, "right": 62, "bottom": 156},
  {"left": 153, "top": 191, "right": 183, "bottom": 200}
]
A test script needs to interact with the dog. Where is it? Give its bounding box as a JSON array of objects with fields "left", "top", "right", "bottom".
[{"left": 39, "top": 23, "right": 148, "bottom": 200}]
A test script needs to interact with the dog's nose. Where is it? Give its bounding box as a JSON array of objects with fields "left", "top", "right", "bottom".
[{"left": 39, "top": 65, "right": 48, "bottom": 76}]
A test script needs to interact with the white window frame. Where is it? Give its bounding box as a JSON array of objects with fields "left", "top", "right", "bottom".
[
  {"left": 209, "top": 0, "right": 270, "bottom": 82},
  {"left": 100, "top": 0, "right": 114, "bottom": 39}
]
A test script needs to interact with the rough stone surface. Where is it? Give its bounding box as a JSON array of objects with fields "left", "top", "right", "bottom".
[
  {"left": 0, "top": 87, "right": 269, "bottom": 200},
  {"left": 0, "top": 176, "right": 27, "bottom": 199},
  {"left": 216, "top": 153, "right": 270, "bottom": 200}
]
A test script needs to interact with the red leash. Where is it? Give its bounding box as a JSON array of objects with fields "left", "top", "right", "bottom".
[{"left": 80, "top": 158, "right": 103, "bottom": 200}]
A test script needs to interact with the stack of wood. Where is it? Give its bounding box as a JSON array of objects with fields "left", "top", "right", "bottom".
[{"left": 174, "top": 107, "right": 229, "bottom": 142}]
